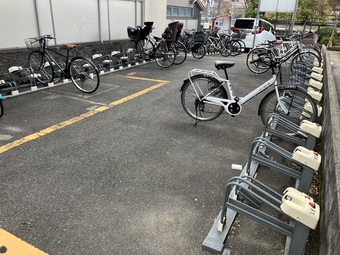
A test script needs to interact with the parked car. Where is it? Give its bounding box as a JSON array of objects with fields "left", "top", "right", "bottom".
[{"left": 231, "top": 18, "right": 276, "bottom": 51}]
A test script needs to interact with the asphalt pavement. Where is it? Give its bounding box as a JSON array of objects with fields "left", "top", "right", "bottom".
[{"left": 0, "top": 52, "right": 316, "bottom": 255}]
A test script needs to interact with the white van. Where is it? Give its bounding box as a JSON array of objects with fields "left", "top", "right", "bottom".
[{"left": 231, "top": 18, "right": 276, "bottom": 50}]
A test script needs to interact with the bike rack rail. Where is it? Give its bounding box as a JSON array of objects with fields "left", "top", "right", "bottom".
[{"left": 203, "top": 111, "right": 322, "bottom": 255}]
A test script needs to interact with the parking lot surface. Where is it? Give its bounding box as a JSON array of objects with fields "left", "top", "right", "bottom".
[{"left": 0, "top": 53, "right": 302, "bottom": 255}]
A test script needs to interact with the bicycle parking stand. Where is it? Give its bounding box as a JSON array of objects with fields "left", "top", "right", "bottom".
[
  {"left": 202, "top": 160, "right": 261, "bottom": 255},
  {"left": 247, "top": 137, "right": 321, "bottom": 193},
  {"left": 216, "top": 176, "right": 319, "bottom": 255},
  {"left": 264, "top": 113, "right": 322, "bottom": 150}
]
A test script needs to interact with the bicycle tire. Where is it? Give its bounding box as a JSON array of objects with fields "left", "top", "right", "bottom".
[
  {"left": 181, "top": 74, "right": 227, "bottom": 121},
  {"left": 236, "top": 39, "right": 246, "bottom": 54},
  {"left": 69, "top": 57, "right": 100, "bottom": 93},
  {"left": 28, "top": 51, "right": 54, "bottom": 84},
  {"left": 291, "top": 51, "right": 321, "bottom": 68},
  {"left": 246, "top": 48, "right": 272, "bottom": 74},
  {"left": 136, "top": 39, "right": 155, "bottom": 61},
  {"left": 154, "top": 42, "right": 176, "bottom": 68},
  {"left": 259, "top": 87, "right": 318, "bottom": 125},
  {"left": 172, "top": 41, "right": 187, "bottom": 65},
  {"left": 0, "top": 97, "right": 3, "bottom": 118},
  {"left": 302, "top": 45, "right": 322, "bottom": 61},
  {"left": 225, "top": 40, "right": 241, "bottom": 56},
  {"left": 192, "top": 43, "right": 206, "bottom": 59}
]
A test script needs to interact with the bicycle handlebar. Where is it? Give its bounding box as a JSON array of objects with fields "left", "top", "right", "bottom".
[{"left": 30, "top": 34, "right": 56, "bottom": 42}]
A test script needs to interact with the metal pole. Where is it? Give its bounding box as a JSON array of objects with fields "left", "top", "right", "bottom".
[
  {"left": 252, "top": 0, "right": 261, "bottom": 49},
  {"left": 290, "top": 0, "right": 299, "bottom": 34},
  {"left": 49, "top": 0, "right": 57, "bottom": 45},
  {"left": 33, "top": 0, "right": 41, "bottom": 36}
]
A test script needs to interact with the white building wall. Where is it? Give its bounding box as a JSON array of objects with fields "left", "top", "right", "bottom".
[{"left": 0, "top": 0, "right": 166, "bottom": 50}]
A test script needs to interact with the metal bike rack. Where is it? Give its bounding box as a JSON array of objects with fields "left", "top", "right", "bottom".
[
  {"left": 263, "top": 113, "right": 322, "bottom": 150},
  {"left": 247, "top": 136, "right": 321, "bottom": 194},
  {"left": 202, "top": 160, "right": 261, "bottom": 255},
  {"left": 216, "top": 176, "right": 320, "bottom": 255}
]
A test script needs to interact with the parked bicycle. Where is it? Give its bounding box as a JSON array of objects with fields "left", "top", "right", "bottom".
[
  {"left": 246, "top": 38, "right": 321, "bottom": 75},
  {"left": 127, "top": 22, "right": 178, "bottom": 68},
  {"left": 26, "top": 34, "right": 100, "bottom": 93},
  {"left": 180, "top": 55, "right": 318, "bottom": 125}
]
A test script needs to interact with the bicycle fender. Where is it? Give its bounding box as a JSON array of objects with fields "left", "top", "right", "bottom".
[
  {"left": 258, "top": 89, "right": 276, "bottom": 116},
  {"left": 180, "top": 74, "right": 223, "bottom": 92},
  {"left": 180, "top": 79, "right": 189, "bottom": 91}
]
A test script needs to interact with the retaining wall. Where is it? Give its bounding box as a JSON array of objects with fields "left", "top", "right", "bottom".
[{"left": 319, "top": 48, "right": 340, "bottom": 254}]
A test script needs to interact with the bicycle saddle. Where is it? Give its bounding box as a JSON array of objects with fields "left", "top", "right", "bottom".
[
  {"left": 215, "top": 60, "right": 235, "bottom": 70},
  {"left": 63, "top": 44, "right": 76, "bottom": 49}
]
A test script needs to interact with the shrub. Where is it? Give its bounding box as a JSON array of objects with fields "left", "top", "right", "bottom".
[{"left": 317, "top": 27, "right": 337, "bottom": 45}]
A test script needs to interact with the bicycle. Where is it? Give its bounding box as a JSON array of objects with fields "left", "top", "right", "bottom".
[
  {"left": 246, "top": 39, "right": 321, "bottom": 75},
  {"left": 26, "top": 35, "right": 100, "bottom": 93},
  {"left": 180, "top": 57, "right": 318, "bottom": 125},
  {"left": 195, "top": 28, "right": 231, "bottom": 58},
  {"left": 127, "top": 22, "right": 177, "bottom": 68}
]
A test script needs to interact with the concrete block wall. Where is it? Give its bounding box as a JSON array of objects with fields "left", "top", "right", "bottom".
[
  {"left": 319, "top": 48, "right": 340, "bottom": 254},
  {"left": 0, "top": 40, "right": 133, "bottom": 75}
]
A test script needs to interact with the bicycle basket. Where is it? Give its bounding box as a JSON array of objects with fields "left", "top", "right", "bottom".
[
  {"left": 127, "top": 26, "right": 140, "bottom": 42},
  {"left": 25, "top": 37, "right": 43, "bottom": 51},
  {"left": 193, "top": 31, "right": 207, "bottom": 43},
  {"left": 278, "top": 62, "right": 307, "bottom": 89}
]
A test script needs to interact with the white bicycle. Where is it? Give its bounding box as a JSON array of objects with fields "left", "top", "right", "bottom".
[{"left": 180, "top": 58, "right": 318, "bottom": 125}]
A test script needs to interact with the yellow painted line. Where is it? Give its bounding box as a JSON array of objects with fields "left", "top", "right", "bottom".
[
  {"left": 0, "top": 76, "right": 169, "bottom": 154},
  {"left": 0, "top": 228, "right": 48, "bottom": 254}
]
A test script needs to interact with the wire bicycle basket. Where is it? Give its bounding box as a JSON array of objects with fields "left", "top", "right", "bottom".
[
  {"left": 277, "top": 62, "right": 308, "bottom": 89},
  {"left": 193, "top": 31, "right": 208, "bottom": 43},
  {"left": 25, "top": 37, "right": 43, "bottom": 51}
]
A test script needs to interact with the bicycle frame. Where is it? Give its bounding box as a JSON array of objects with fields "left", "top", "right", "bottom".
[
  {"left": 187, "top": 68, "right": 283, "bottom": 116},
  {"left": 42, "top": 46, "right": 72, "bottom": 78}
]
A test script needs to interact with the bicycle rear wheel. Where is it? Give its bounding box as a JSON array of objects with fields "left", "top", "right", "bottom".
[
  {"left": 227, "top": 40, "right": 242, "bottom": 56},
  {"left": 28, "top": 51, "right": 54, "bottom": 84},
  {"left": 259, "top": 87, "right": 318, "bottom": 125},
  {"left": 172, "top": 41, "right": 187, "bottom": 65},
  {"left": 181, "top": 74, "right": 227, "bottom": 121},
  {"left": 154, "top": 42, "right": 176, "bottom": 68},
  {"left": 69, "top": 57, "right": 100, "bottom": 93}
]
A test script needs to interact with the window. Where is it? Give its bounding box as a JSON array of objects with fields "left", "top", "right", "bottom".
[
  {"left": 166, "top": 7, "right": 171, "bottom": 16},
  {"left": 167, "top": 6, "right": 192, "bottom": 18},
  {"left": 179, "top": 8, "right": 186, "bottom": 17},
  {"left": 172, "top": 7, "right": 179, "bottom": 16}
]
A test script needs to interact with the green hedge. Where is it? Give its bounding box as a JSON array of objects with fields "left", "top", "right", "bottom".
[{"left": 318, "top": 27, "right": 337, "bottom": 45}]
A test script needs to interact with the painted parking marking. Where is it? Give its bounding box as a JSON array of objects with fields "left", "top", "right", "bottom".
[
  {"left": 0, "top": 228, "right": 48, "bottom": 254},
  {"left": 0, "top": 76, "right": 169, "bottom": 154}
]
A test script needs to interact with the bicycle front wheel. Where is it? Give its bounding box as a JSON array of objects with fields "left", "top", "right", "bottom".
[
  {"left": 69, "top": 57, "right": 100, "bottom": 93},
  {"left": 259, "top": 87, "right": 318, "bottom": 125},
  {"left": 172, "top": 41, "right": 187, "bottom": 65},
  {"left": 28, "top": 51, "right": 54, "bottom": 84},
  {"left": 154, "top": 42, "right": 176, "bottom": 68},
  {"left": 181, "top": 74, "right": 227, "bottom": 121}
]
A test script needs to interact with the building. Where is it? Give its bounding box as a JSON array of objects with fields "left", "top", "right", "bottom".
[{"left": 166, "top": 0, "right": 206, "bottom": 30}]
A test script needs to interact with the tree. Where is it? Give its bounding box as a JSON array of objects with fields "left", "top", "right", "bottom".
[{"left": 327, "top": 0, "right": 340, "bottom": 47}]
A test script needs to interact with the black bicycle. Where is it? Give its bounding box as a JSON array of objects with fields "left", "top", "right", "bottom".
[{"left": 26, "top": 34, "right": 100, "bottom": 93}]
